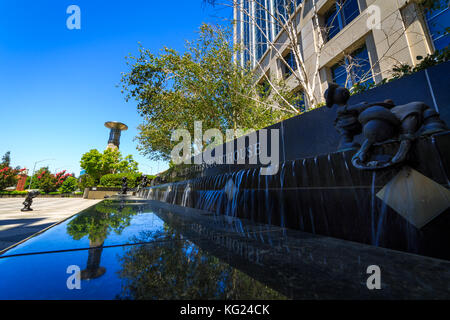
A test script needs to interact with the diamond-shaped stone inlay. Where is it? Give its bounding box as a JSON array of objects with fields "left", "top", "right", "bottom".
[{"left": 376, "top": 167, "right": 450, "bottom": 229}]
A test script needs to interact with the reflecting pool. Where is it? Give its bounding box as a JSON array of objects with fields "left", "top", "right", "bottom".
[{"left": 0, "top": 200, "right": 449, "bottom": 299}]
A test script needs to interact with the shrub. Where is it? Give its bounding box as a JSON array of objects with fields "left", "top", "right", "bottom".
[
  {"left": 36, "top": 169, "right": 73, "bottom": 194},
  {"left": 79, "top": 174, "right": 96, "bottom": 190},
  {"left": 37, "top": 170, "right": 58, "bottom": 194},
  {"left": 59, "top": 176, "right": 78, "bottom": 193},
  {"left": 0, "top": 190, "right": 28, "bottom": 195},
  {"left": 100, "top": 173, "right": 142, "bottom": 188},
  {"left": 0, "top": 166, "right": 22, "bottom": 191}
]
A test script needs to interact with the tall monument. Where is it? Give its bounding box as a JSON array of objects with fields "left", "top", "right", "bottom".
[{"left": 104, "top": 121, "right": 128, "bottom": 150}]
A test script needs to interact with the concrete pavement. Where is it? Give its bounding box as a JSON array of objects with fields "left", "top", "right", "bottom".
[{"left": 0, "top": 198, "right": 101, "bottom": 252}]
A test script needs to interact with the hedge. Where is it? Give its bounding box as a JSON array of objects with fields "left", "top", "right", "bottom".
[{"left": 99, "top": 173, "right": 143, "bottom": 188}]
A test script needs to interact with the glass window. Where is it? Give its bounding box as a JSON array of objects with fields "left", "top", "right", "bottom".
[
  {"left": 331, "top": 62, "right": 348, "bottom": 88},
  {"left": 243, "top": 0, "right": 251, "bottom": 66},
  {"left": 425, "top": 0, "right": 450, "bottom": 50},
  {"left": 324, "top": 0, "right": 360, "bottom": 41},
  {"left": 341, "top": 0, "right": 360, "bottom": 25},
  {"left": 256, "top": 3, "right": 269, "bottom": 61},
  {"left": 349, "top": 45, "right": 373, "bottom": 85},
  {"left": 274, "top": 0, "right": 303, "bottom": 35},
  {"left": 331, "top": 44, "right": 373, "bottom": 88},
  {"left": 325, "top": 5, "right": 341, "bottom": 41},
  {"left": 282, "top": 51, "right": 298, "bottom": 77}
]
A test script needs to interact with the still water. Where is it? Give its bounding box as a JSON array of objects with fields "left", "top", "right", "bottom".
[{"left": 0, "top": 200, "right": 449, "bottom": 299}]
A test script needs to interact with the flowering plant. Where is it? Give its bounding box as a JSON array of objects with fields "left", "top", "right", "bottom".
[
  {"left": 37, "top": 169, "right": 73, "bottom": 194},
  {"left": 0, "top": 166, "right": 23, "bottom": 191}
]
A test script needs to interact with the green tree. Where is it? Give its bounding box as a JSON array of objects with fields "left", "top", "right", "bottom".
[
  {"left": 59, "top": 176, "right": 78, "bottom": 193},
  {"left": 79, "top": 174, "right": 96, "bottom": 190},
  {"left": 121, "top": 24, "right": 293, "bottom": 161},
  {"left": 67, "top": 200, "right": 141, "bottom": 243},
  {"left": 1, "top": 151, "right": 11, "bottom": 167},
  {"left": 80, "top": 148, "right": 139, "bottom": 184},
  {"left": 0, "top": 166, "right": 20, "bottom": 191},
  {"left": 37, "top": 169, "right": 58, "bottom": 193}
]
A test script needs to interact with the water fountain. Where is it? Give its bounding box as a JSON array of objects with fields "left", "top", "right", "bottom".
[{"left": 139, "top": 83, "right": 450, "bottom": 261}]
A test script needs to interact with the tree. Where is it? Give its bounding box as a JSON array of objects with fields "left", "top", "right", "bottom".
[
  {"left": 80, "top": 149, "right": 139, "bottom": 183},
  {"left": 59, "top": 176, "right": 78, "bottom": 193},
  {"left": 36, "top": 169, "right": 73, "bottom": 194},
  {"left": 0, "top": 167, "right": 21, "bottom": 191},
  {"left": 121, "top": 23, "right": 293, "bottom": 161},
  {"left": 1, "top": 151, "right": 11, "bottom": 167}
]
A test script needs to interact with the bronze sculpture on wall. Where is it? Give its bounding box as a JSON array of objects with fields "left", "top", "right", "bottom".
[{"left": 324, "top": 83, "right": 448, "bottom": 170}]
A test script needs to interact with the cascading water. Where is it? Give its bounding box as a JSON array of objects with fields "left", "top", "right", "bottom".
[{"left": 137, "top": 137, "right": 450, "bottom": 261}]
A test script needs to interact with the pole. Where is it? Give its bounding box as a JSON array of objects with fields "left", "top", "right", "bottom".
[{"left": 28, "top": 158, "right": 55, "bottom": 190}]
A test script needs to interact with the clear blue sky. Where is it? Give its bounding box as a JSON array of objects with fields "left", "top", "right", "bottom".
[{"left": 0, "top": 0, "right": 229, "bottom": 176}]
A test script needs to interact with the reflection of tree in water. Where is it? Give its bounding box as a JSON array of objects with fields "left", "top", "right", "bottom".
[
  {"left": 117, "top": 227, "right": 287, "bottom": 300},
  {"left": 66, "top": 200, "right": 143, "bottom": 280},
  {"left": 67, "top": 200, "right": 142, "bottom": 243}
]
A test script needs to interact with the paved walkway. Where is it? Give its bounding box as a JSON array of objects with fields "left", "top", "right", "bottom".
[{"left": 0, "top": 198, "right": 101, "bottom": 252}]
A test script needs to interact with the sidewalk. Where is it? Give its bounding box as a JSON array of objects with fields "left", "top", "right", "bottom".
[{"left": 0, "top": 198, "right": 101, "bottom": 252}]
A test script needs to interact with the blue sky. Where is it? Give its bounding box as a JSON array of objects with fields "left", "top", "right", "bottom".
[{"left": 0, "top": 0, "right": 229, "bottom": 176}]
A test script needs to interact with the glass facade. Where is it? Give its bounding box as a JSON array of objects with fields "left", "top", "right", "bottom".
[
  {"left": 425, "top": 0, "right": 450, "bottom": 50},
  {"left": 256, "top": 0, "right": 269, "bottom": 61},
  {"left": 243, "top": 0, "right": 251, "bottom": 66},
  {"left": 239, "top": 0, "right": 303, "bottom": 67},
  {"left": 325, "top": 0, "right": 360, "bottom": 41},
  {"left": 274, "top": 0, "right": 303, "bottom": 35}
]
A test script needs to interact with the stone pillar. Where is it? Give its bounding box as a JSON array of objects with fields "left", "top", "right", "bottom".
[{"left": 104, "top": 121, "right": 128, "bottom": 150}]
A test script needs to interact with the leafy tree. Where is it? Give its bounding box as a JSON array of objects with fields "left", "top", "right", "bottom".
[
  {"left": 36, "top": 169, "right": 72, "bottom": 194},
  {"left": 121, "top": 23, "right": 292, "bottom": 161},
  {"left": 79, "top": 174, "right": 96, "bottom": 190},
  {"left": 99, "top": 172, "right": 144, "bottom": 188},
  {"left": 1, "top": 151, "right": 11, "bottom": 167},
  {"left": 59, "top": 176, "right": 78, "bottom": 193},
  {"left": 0, "top": 166, "right": 21, "bottom": 191},
  {"left": 67, "top": 200, "right": 142, "bottom": 243},
  {"left": 23, "top": 167, "right": 46, "bottom": 190},
  {"left": 80, "top": 148, "right": 139, "bottom": 183}
]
